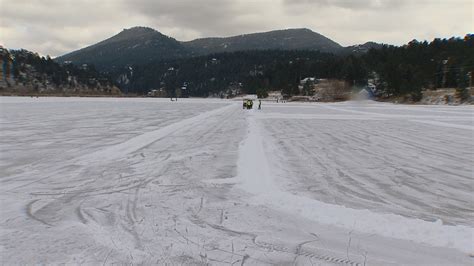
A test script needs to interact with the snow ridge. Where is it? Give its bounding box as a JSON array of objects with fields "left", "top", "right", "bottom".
[{"left": 235, "top": 112, "right": 474, "bottom": 254}]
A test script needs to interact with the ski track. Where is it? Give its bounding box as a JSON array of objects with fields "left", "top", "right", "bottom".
[{"left": 0, "top": 97, "right": 473, "bottom": 265}]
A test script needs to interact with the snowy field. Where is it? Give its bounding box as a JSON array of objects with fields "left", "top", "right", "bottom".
[{"left": 0, "top": 97, "right": 473, "bottom": 265}]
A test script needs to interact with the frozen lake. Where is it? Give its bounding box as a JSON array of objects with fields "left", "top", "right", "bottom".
[{"left": 1, "top": 97, "right": 473, "bottom": 264}]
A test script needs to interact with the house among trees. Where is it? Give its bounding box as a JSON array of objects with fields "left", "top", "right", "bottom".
[
  {"left": 313, "top": 79, "right": 351, "bottom": 101},
  {"left": 300, "top": 77, "right": 316, "bottom": 85},
  {"left": 358, "top": 87, "right": 375, "bottom": 99},
  {"left": 147, "top": 88, "right": 167, "bottom": 97}
]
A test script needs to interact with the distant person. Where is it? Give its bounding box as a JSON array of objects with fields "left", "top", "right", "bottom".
[{"left": 258, "top": 100, "right": 261, "bottom": 110}]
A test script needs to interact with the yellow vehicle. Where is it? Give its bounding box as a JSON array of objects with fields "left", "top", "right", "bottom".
[{"left": 243, "top": 99, "right": 253, "bottom": 109}]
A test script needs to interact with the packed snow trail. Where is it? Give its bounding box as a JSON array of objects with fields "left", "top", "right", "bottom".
[
  {"left": 1, "top": 97, "right": 473, "bottom": 265},
  {"left": 234, "top": 112, "right": 473, "bottom": 254},
  {"left": 235, "top": 113, "right": 278, "bottom": 194}
]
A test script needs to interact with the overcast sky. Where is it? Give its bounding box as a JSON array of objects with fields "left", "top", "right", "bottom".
[{"left": 1, "top": 0, "right": 472, "bottom": 57}]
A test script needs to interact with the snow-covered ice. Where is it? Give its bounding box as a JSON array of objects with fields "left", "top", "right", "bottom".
[{"left": 1, "top": 97, "right": 473, "bottom": 264}]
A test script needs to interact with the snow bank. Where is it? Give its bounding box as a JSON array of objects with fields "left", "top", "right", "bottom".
[{"left": 252, "top": 192, "right": 474, "bottom": 254}]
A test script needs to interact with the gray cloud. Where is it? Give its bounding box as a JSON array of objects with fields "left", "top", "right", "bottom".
[
  {"left": 283, "top": 0, "right": 408, "bottom": 9},
  {"left": 1, "top": 0, "right": 471, "bottom": 57},
  {"left": 127, "top": 0, "right": 276, "bottom": 38}
]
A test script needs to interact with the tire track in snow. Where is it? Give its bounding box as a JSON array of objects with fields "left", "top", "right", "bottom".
[
  {"left": 259, "top": 112, "right": 473, "bottom": 225},
  {"left": 75, "top": 103, "right": 238, "bottom": 165},
  {"left": 4, "top": 104, "right": 238, "bottom": 193},
  {"left": 410, "top": 119, "right": 474, "bottom": 130},
  {"left": 25, "top": 199, "right": 53, "bottom": 226},
  {"left": 253, "top": 238, "right": 362, "bottom": 265},
  {"left": 190, "top": 213, "right": 363, "bottom": 265},
  {"left": 235, "top": 111, "right": 474, "bottom": 254},
  {"left": 14, "top": 102, "right": 245, "bottom": 264}
]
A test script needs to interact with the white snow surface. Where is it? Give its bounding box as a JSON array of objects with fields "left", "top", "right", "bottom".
[
  {"left": 1, "top": 97, "right": 473, "bottom": 265},
  {"left": 235, "top": 112, "right": 473, "bottom": 254}
]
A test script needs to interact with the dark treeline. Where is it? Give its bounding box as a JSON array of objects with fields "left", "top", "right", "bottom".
[
  {"left": 115, "top": 34, "right": 473, "bottom": 98},
  {"left": 364, "top": 35, "right": 474, "bottom": 99},
  {"left": 123, "top": 50, "right": 346, "bottom": 96},
  {"left": 120, "top": 50, "right": 371, "bottom": 97}
]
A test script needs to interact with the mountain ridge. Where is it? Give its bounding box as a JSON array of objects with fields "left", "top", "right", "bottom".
[
  {"left": 56, "top": 26, "right": 379, "bottom": 71},
  {"left": 182, "top": 28, "right": 343, "bottom": 55},
  {"left": 57, "top": 26, "right": 189, "bottom": 71}
]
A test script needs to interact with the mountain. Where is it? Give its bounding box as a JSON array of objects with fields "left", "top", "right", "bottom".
[
  {"left": 183, "top": 28, "right": 343, "bottom": 55},
  {"left": 56, "top": 27, "right": 189, "bottom": 71},
  {"left": 56, "top": 27, "right": 345, "bottom": 71},
  {"left": 344, "top": 41, "right": 384, "bottom": 54}
]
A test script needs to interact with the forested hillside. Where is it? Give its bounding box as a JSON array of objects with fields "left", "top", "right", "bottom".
[
  {"left": 56, "top": 27, "right": 345, "bottom": 72},
  {"left": 363, "top": 36, "right": 474, "bottom": 99},
  {"left": 0, "top": 48, "right": 119, "bottom": 95},
  {"left": 116, "top": 35, "right": 473, "bottom": 99},
  {"left": 182, "top": 28, "right": 342, "bottom": 55},
  {"left": 6, "top": 34, "right": 471, "bottom": 100},
  {"left": 56, "top": 27, "right": 189, "bottom": 71}
]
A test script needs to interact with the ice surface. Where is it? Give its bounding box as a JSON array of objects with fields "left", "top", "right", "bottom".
[{"left": 1, "top": 97, "right": 473, "bottom": 264}]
